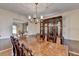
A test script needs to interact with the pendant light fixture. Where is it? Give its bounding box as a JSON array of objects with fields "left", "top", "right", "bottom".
[{"left": 28, "top": 3, "right": 43, "bottom": 23}]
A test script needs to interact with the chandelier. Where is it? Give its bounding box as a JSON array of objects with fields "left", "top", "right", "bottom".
[{"left": 28, "top": 3, "right": 43, "bottom": 24}]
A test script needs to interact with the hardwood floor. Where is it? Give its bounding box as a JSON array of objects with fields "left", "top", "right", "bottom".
[
  {"left": 0, "top": 48, "right": 12, "bottom": 56},
  {"left": 0, "top": 35, "right": 79, "bottom": 56},
  {"left": 0, "top": 36, "right": 68, "bottom": 56}
]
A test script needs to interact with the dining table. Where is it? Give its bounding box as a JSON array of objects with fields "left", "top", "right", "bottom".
[{"left": 20, "top": 38, "right": 68, "bottom": 56}]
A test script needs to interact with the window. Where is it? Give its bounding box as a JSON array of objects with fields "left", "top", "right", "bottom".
[{"left": 12, "top": 25, "right": 17, "bottom": 34}]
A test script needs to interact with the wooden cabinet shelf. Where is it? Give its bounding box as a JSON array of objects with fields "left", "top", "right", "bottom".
[{"left": 40, "top": 16, "right": 63, "bottom": 44}]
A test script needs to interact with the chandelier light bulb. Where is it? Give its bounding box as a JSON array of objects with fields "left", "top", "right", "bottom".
[
  {"left": 41, "top": 16, "right": 43, "bottom": 19},
  {"left": 28, "top": 16, "right": 31, "bottom": 19},
  {"left": 36, "top": 19, "right": 39, "bottom": 22}
]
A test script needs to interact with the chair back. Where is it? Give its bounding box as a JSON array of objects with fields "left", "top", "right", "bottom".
[
  {"left": 10, "top": 36, "right": 33, "bottom": 56},
  {"left": 19, "top": 44, "right": 26, "bottom": 56},
  {"left": 21, "top": 44, "right": 33, "bottom": 56},
  {"left": 10, "top": 36, "right": 16, "bottom": 56}
]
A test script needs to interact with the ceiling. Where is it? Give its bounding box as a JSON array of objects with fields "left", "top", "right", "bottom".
[{"left": 0, "top": 3, "right": 79, "bottom": 18}]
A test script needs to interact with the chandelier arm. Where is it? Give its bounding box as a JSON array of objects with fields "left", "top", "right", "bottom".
[
  {"left": 28, "top": 3, "right": 43, "bottom": 23},
  {"left": 36, "top": 3, "right": 37, "bottom": 18}
]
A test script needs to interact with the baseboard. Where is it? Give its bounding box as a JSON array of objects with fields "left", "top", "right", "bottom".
[
  {"left": 69, "top": 51, "right": 79, "bottom": 56},
  {"left": 64, "top": 39, "right": 79, "bottom": 42},
  {"left": 0, "top": 48, "right": 12, "bottom": 53}
]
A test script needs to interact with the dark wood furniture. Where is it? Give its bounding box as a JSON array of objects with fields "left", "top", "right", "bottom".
[
  {"left": 10, "top": 36, "right": 16, "bottom": 56},
  {"left": 10, "top": 36, "right": 20, "bottom": 56},
  {"left": 40, "top": 16, "right": 64, "bottom": 44},
  {"left": 10, "top": 36, "right": 33, "bottom": 56}
]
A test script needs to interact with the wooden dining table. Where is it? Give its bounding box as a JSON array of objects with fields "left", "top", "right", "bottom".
[{"left": 19, "top": 37, "right": 68, "bottom": 56}]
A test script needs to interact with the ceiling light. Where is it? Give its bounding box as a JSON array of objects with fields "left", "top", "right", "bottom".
[{"left": 28, "top": 3, "right": 43, "bottom": 23}]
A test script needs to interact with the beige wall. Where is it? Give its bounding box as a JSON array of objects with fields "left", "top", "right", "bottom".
[
  {"left": 0, "top": 8, "right": 40, "bottom": 39},
  {"left": 27, "top": 22, "right": 40, "bottom": 35},
  {"left": 0, "top": 9, "right": 27, "bottom": 39},
  {"left": 0, "top": 8, "right": 79, "bottom": 41},
  {"left": 62, "top": 9, "right": 79, "bottom": 41}
]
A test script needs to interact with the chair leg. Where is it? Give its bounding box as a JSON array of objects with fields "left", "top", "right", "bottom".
[{"left": 13, "top": 46, "right": 16, "bottom": 56}]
